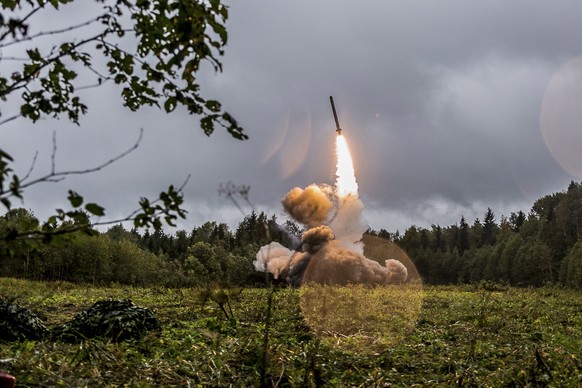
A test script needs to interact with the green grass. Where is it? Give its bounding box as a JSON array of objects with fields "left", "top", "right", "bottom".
[{"left": 1, "top": 277, "right": 581, "bottom": 386}]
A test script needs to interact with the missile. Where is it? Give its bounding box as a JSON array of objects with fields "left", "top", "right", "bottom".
[{"left": 329, "top": 96, "right": 342, "bottom": 135}]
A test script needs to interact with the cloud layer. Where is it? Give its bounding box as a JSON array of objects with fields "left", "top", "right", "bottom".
[{"left": 3, "top": 1, "right": 582, "bottom": 233}]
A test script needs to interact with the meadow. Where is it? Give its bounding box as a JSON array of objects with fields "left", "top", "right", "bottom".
[{"left": 0, "top": 277, "right": 581, "bottom": 386}]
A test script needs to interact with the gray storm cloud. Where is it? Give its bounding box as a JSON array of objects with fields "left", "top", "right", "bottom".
[{"left": 254, "top": 184, "right": 408, "bottom": 286}]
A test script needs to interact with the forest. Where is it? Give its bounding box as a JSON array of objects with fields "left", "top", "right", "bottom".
[{"left": 1, "top": 180, "right": 582, "bottom": 289}]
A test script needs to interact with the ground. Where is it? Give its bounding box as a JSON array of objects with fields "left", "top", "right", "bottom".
[{"left": 0, "top": 278, "right": 580, "bottom": 386}]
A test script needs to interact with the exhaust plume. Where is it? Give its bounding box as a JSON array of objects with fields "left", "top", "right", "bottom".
[
  {"left": 254, "top": 128, "right": 408, "bottom": 286},
  {"left": 256, "top": 99, "right": 421, "bottom": 353}
]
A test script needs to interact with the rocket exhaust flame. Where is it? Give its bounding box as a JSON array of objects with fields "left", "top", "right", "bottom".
[
  {"left": 330, "top": 95, "right": 358, "bottom": 196},
  {"left": 335, "top": 134, "right": 358, "bottom": 197}
]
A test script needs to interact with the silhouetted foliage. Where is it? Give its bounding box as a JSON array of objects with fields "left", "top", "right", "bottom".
[{"left": 1, "top": 0, "right": 246, "bottom": 253}]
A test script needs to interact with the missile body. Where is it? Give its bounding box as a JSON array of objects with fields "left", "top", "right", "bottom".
[{"left": 329, "top": 96, "right": 342, "bottom": 135}]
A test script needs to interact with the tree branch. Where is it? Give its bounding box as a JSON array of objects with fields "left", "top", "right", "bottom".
[
  {"left": 0, "top": 4, "right": 43, "bottom": 42},
  {"left": 0, "top": 17, "right": 101, "bottom": 49},
  {"left": 21, "top": 150, "right": 38, "bottom": 182},
  {"left": 3, "top": 31, "right": 110, "bottom": 96},
  {"left": 21, "top": 128, "right": 144, "bottom": 191},
  {"left": 0, "top": 128, "right": 144, "bottom": 205},
  {"left": 93, "top": 174, "right": 191, "bottom": 228},
  {"left": 0, "top": 114, "right": 21, "bottom": 127},
  {"left": 10, "top": 174, "right": 191, "bottom": 239}
]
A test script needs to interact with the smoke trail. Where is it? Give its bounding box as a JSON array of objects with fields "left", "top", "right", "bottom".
[{"left": 303, "top": 241, "right": 407, "bottom": 285}]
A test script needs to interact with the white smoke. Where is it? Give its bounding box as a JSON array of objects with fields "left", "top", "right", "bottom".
[
  {"left": 329, "top": 194, "right": 366, "bottom": 254},
  {"left": 254, "top": 242, "right": 293, "bottom": 280}
]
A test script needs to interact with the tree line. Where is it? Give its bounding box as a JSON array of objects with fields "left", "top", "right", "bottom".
[
  {"left": 1, "top": 181, "right": 581, "bottom": 289},
  {"left": 376, "top": 180, "right": 582, "bottom": 289},
  {"left": 0, "top": 210, "right": 300, "bottom": 287}
]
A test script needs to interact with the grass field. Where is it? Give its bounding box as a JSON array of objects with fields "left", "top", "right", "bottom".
[{"left": 1, "top": 277, "right": 581, "bottom": 386}]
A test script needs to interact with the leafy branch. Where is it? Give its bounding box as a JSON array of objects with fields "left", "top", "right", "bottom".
[
  {"left": 0, "top": 0, "right": 247, "bottom": 245},
  {"left": 0, "top": 0, "right": 248, "bottom": 139},
  {"left": 0, "top": 16, "right": 101, "bottom": 49},
  {"left": 1, "top": 180, "right": 190, "bottom": 246}
]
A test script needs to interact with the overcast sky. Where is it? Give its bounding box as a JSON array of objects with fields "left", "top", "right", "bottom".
[{"left": 3, "top": 0, "right": 582, "bottom": 234}]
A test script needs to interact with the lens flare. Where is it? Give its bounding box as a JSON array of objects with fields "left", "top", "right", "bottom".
[
  {"left": 300, "top": 235, "right": 423, "bottom": 353},
  {"left": 335, "top": 134, "right": 358, "bottom": 197},
  {"left": 540, "top": 55, "right": 582, "bottom": 178}
]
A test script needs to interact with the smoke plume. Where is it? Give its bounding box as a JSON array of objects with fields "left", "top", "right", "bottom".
[
  {"left": 254, "top": 185, "right": 408, "bottom": 286},
  {"left": 281, "top": 184, "right": 334, "bottom": 228}
]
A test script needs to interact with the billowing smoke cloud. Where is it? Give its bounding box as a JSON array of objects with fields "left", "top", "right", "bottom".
[
  {"left": 281, "top": 184, "right": 334, "bottom": 228},
  {"left": 301, "top": 225, "right": 334, "bottom": 253},
  {"left": 303, "top": 241, "right": 408, "bottom": 285},
  {"left": 254, "top": 242, "right": 293, "bottom": 280},
  {"left": 254, "top": 184, "right": 408, "bottom": 286}
]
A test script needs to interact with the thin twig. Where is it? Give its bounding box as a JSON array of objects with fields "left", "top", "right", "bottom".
[
  {"left": 50, "top": 131, "right": 57, "bottom": 175},
  {"left": 19, "top": 128, "right": 144, "bottom": 191},
  {"left": 0, "top": 56, "right": 30, "bottom": 61},
  {"left": 0, "top": 114, "right": 21, "bottom": 127},
  {"left": 21, "top": 150, "right": 38, "bottom": 182},
  {"left": 90, "top": 173, "right": 191, "bottom": 228},
  {"left": 85, "top": 64, "right": 111, "bottom": 82},
  {"left": 4, "top": 31, "right": 109, "bottom": 95},
  {"left": 0, "top": 17, "right": 101, "bottom": 49},
  {"left": 0, "top": 4, "right": 43, "bottom": 43},
  {"left": 12, "top": 174, "right": 191, "bottom": 239},
  {"left": 76, "top": 77, "right": 111, "bottom": 91}
]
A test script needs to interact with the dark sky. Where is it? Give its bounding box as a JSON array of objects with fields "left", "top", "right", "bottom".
[{"left": 3, "top": 0, "right": 582, "bottom": 233}]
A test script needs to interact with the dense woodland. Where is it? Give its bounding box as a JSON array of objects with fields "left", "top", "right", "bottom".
[{"left": 1, "top": 181, "right": 581, "bottom": 289}]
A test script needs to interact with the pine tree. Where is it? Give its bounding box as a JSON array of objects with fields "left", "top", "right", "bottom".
[
  {"left": 458, "top": 216, "right": 470, "bottom": 254},
  {"left": 481, "top": 208, "right": 497, "bottom": 246}
]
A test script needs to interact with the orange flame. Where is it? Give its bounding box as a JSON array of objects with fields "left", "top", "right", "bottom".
[{"left": 335, "top": 134, "right": 358, "bottom": 197}]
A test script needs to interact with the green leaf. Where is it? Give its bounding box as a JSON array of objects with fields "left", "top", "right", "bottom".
[
  {"left": 46, "top": 215, "right": 58, "bottom": 226},
  {"left": 0, "top": 148, "right": 14, "bottom": 161},
  {"left": 26, "top": 48, "right": 42, "bottom": 62},
  {"left": 205, "top": 99, "right": 221, "bottom": 112},
  {"left": 67, "top": 190, "right": 84, "bottom": 208},
  {"left": 200, "top": 115, "right": 215, "bottom": 136},
  {"left": 164, "top": 97, "right": 177, "bottom": 113},
  {"left": 1, "top": 198, "right": 11, "bottom": 209},
  {"left": 85, "top": 203, "right": 105, "bottom": 216}
]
